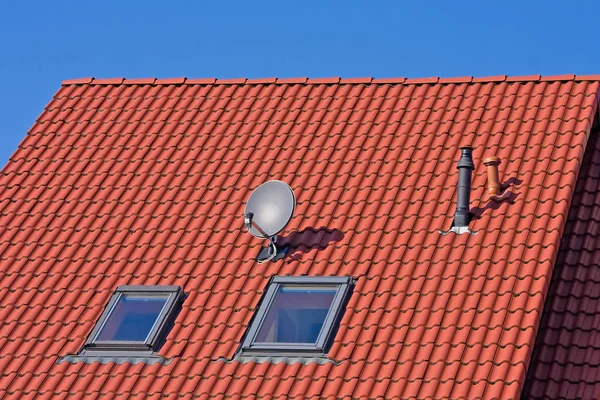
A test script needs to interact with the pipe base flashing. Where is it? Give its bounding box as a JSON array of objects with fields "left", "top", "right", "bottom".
[{"left": 439, "top": 226, "right": 477, "bottom": 236}]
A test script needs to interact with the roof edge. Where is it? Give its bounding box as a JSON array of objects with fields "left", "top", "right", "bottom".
[{"left": 61, "top": 74, "right": 600, "bottom": 86}]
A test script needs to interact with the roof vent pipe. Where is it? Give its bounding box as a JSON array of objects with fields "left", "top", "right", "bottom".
[
  {"left": 453, "top": 147, "right": 475, "bottom": 228},
  {"left": 484, "top": 156, "right": 512, "bottom": 202},
  {"left": 484, "top": 156, "right": 501, "bottom": 196}
]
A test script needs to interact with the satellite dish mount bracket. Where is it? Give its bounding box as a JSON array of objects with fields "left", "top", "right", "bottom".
[{"left": 244, "top": 212, "right": 289, "bottom": 263}]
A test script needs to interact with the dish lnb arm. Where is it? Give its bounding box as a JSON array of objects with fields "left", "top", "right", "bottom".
[
  {"left": 244, "top": 212, "right": 253, "bottom": 230},
  {"left": 243, "top": 212, "right": 270, "bottom": 238}
]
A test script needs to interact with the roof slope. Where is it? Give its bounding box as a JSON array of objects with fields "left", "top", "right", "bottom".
[
  {"left": 523, "top": 125, "right": 600, "bottom": 399},
  {"left": 0, "top": 75, "right": 598, "bottom": 399}
]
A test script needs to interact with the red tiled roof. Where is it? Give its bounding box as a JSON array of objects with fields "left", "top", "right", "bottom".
[
  {"left": 523, "top": 122, "right": 600, "bottom": 399},
  {"left": 0, "top": 75, "right": 599, "bottom": 399}
]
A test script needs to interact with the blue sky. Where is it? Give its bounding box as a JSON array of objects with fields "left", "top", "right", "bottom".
[{"left": 1, "top": 0, "right": 599, "bottom": 168}]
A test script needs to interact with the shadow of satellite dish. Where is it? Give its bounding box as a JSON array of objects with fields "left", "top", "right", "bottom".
[
  {"left": 243, "top": 180, "right": 296, "bottom": 263},
  {"left": 278, "top": 227, "right": 345, "bottom": 262}
]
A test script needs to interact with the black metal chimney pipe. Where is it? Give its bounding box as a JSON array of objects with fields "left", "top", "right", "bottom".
[{"left": 454, "top": 147, "right": 475, "bottom": 227}]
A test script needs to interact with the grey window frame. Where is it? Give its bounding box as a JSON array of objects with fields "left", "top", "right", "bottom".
[
  {"left": 81, "top": 285, "right": 184, "bottom": 356},
  {"left": 239, "top": 276, "right": 353, "bottom": 356}
]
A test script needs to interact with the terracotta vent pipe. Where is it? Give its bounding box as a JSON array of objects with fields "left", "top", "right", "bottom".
[{"left": 484, "top": 156, "right": 501, "bottom": 196}]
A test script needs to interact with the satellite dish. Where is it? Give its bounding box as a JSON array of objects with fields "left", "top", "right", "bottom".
[{"left": 243, "top": 180, "right": 296, "bottom": 262}]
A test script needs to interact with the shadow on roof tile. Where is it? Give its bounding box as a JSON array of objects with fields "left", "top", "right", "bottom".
[
  {"left": 279, "top": 227, "right": 345, "bottom": 262},
  {"left": 471, "top": 177, "right": 522, "bottom": 220}
]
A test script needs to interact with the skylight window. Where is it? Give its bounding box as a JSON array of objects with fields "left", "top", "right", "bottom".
[
  {"left": 240, "top": 276, "right": 353, "bottom": 355},
  {"left": 82, "top": 285, "right": 183, "bottom": 356}
]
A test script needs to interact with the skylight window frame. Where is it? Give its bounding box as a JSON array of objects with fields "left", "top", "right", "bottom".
[
  {"left": 239, "top": 276, "right": 353, "bottom": 356},
  {"left": 81, "top": 285, "right": 184, "bottom": 356}
]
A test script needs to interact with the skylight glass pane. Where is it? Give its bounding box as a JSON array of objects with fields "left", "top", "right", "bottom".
[
  {"left": 255, "top": 285, "right": 337, "bottom": 344},
  {"left": 95, "top": 293, "right": 169, "bottom": 342}
]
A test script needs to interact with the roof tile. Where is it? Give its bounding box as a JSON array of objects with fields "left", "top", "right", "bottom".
[
  {"left": 275, "top": 77, "right": 308, "bottom": 84},
  {"left": 215, "top": 78, "right": 247, "bottom": 84},
  {"left": 154, "top": 77, "right": 187, "bottom": 84},
  {"left": 576, "top": 74, "right": 600, "bottom": 81},
  {"left": 246, "top": 77, "right": 278, "bottom": 84},
  {"left": 404, "top": 76, "right": 439, "bottom": 84},
  {"left": 473, "top": 75, "right": 507, "bottom": 82},
  {"left": 306, "top": 77, "right": 341, "bottom": 84},
  {"left": 541, "top": 74, "right": 576, "bottom": 81},
  {"left": 339, "top": 77, "right": 373, "bottom": 84},
  {"left": 61, "top": 77, "right": 94, "bottom": 85},
  {"left": 372, "top": 77, "right": 406, "bottom": 83},
  {"left": 123, "top": 78, "right": 157, "bottom": 84},
  {"left": 91, "top": 77, "right": 125, "bottom": 84},
  {"left": 182, "top": 78, "right": 216, "bottom": 85},
  {"left": 506, "top": 74, "right": 541, "bottom": 82},
  {"left": 1, "top": 75, "right": 599, "bottom": 399},
  {"left": 439, "top": 76, "right": 473, "bottom": 83}
]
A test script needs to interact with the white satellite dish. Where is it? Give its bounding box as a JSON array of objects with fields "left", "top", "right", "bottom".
[{"left": 243, "top": 180, "right": 296, "bottom": 262}]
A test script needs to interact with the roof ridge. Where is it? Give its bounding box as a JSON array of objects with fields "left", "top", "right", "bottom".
[{"left": 61, "top": 74, "right": 600, "bottom": 86}]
